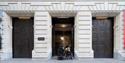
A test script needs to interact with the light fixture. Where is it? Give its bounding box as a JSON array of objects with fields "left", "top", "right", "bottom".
[
  {"left": 61, "top": 24, "right": 66, "bottom": 28},
  {"left": 18, "top": 17, "right": 30, "bottom": 19},
  {"left": 96, "top": 16, "right": 108, "bottom": 20},
  {"left": 60, "top": 36, "right": 64, "bottom": 41}
]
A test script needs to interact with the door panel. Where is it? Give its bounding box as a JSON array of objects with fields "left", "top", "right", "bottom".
[
  {"left": 13, "top": 18, "right": 33, "bottom": 58},
  {"left": 92, "top": 18, "right": 113, "bottom": 58}
]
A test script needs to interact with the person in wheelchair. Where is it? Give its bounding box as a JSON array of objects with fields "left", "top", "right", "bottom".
[{"left": 64, "top": 45, "right": 73, "bottom": 59}]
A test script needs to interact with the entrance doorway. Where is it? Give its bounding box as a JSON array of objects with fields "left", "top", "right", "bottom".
[
  {"left": 12, "top": 17, "right": 34, "bottom": 58},
  {"left": 52, "top": 17, "right": 74, "bottom": 58},
  {"left": 92, "top": 17, "right": 114, "bottom": 58}
]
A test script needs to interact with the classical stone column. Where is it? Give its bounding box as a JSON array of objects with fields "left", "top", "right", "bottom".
[
  {"left": 75, "top": 11, "right": 93, "bottom": 58},
  {"left": 114, "top": 11, "right": 125, "bottom": 60},
  {"left": 0, "top": 11, "right": 12, "bottom": 60},
  {"left": 32, "top": 11, "right": 52, "bottom": 59}
]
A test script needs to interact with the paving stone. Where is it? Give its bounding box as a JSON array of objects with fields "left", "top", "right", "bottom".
[{"left": 1, "top": 59, "right": 125, "bottom": 63}]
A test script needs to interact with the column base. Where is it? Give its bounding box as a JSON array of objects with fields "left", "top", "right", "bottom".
[
  {"left": 114, "top": 50, "right": 125, "bottom": 61},
  {"left": 75, "top": 50, "right": 94, "bottom": 59},
  {"left": 1, "top": 52, "right": 12, "bottom": 60}
]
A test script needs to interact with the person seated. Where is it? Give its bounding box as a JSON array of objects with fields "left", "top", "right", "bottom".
[{"left": 64, "top": 45, "right": 73, "bottom": 59}]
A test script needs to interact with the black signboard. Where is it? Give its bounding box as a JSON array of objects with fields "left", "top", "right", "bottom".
[{"left": 38, "top": 37, "right": 45, "bottom": 41}]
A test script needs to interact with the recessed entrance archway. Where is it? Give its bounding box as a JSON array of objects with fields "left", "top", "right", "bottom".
[{"left": 52, "top": 17, "right": 74, "bottom": 59}]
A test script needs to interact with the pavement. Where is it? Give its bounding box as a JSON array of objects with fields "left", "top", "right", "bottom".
[{"left": 0, "top": 59, "right": 125, "bottom": 63}]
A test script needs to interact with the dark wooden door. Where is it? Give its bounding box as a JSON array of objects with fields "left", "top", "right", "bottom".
[
  {"left": 92, "top": 18, "right": 113, "bottom": 58},
  {"left": 13, "top": 18, "right": 33, "bottom": 58}
]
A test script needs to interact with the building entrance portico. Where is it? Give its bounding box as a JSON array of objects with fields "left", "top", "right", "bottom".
[{"left": 0, "top": 2, "right": 125, "bottom": 60}]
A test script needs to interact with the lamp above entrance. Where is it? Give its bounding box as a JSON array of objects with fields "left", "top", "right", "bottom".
[
  {"left": 96, "top": 16, "right": 108, "bottom": 20},
  {"left": 18, "top": 17, "right": 31, "bottom": 19}
]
